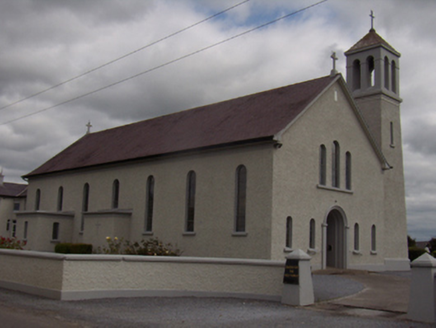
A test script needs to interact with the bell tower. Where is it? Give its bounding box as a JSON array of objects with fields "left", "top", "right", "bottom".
[{"left": 344, "top": 12, "right": 408, "bottom": 268}]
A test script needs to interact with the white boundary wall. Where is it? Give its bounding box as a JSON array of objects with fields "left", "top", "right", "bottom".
[{"left": 0, "top": 249, "right": 285, "bottom": 301}]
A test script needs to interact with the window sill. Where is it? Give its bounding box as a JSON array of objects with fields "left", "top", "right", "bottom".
[
  {"left": 370, "top": 250, "right": 377, "bottom": 255},
  {"left": 390, "top": 144, "right": 395, "bottom": 148},
  {"left": 183, "top": 232, "right": 196, "bottom": 236},
  {"left": 317, "top": 184, "right": 353, "bottom": 194},
  {"left": 307, "top": 248, "right": 319, "bottom": 255},
  {"left": 50, "top": 240, "right": 60, "bottom": 244},
  {"left": 142, "top": 231, "right": 154, "bottom": 236},
  {"left": 283, "top": 247, "right": 294, "bottom": 253},
  {"left": 352, "top": 250, "right": 362, "bottom": 255},
  {"left": 232, "top": 232, "right": 248, "bottom": 237}
]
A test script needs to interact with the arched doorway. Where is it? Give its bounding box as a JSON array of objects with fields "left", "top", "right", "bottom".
[{"left": 326, "top": 209, "right": 346, "bottom": 269}]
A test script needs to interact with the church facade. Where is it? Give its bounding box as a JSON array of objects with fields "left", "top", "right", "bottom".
[{"left": 15, "top": 28, "right": 409, "bottom": 271}]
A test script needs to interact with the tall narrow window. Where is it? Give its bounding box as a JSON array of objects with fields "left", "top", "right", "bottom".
[
  {"left": 354, "top": 223, "right": 359, "bottom": 251},
  {"left": 345, "top": 152, "right": 352, "bottom": 190},
  {"left": 81, "top": 183, "right": 89, "bottom": 232},
  {"left": 112, "top": 179, "right": 120, "bottom": 209},
  {"left": 185, "top": 171, "right": 196, "bottom": 232},
  {"left": 235, "top": 165, "right": 247, "bottom": 232},
  {"left": 367, "top": 56, "right": 375, "bottom": 87},
  {"left": 57, "top": 186, "right": 63, "bottom": 211},
  {"left": 6, "top": 219, "right": 10, "bottom": 231},
  {"left": 371, "top": 225, "right": 377, "bottom": 252},
  {"left": 391, "top": 60, "right": 397, "bottom": 93},
  {"left": 309, "top": 219, "right": 315, "bottom": 249},
  {"left": 332, "top": 141, "right": 340, "bottom": 188},
  {"left": 384, "top": 57, "right": 390, "bottom": 89},
  {"left": 352, "top": 59, "right": 361, "bottom": 90},
  {"left": 390, "top": 121, "right": 394, "bottom": 146},
  {"left": 286, "top": 216, "right": 293, "bottom": 248},
  {"left": 24, "top": 221, "right": 28, "bottom": 240},
  {"left": 319, "top": 145, "right": 326, "bottom": 185},
  {"left": 145, "top": 176, "right": 155, "bottom": 232},
  {"left": 52, "top": 222, "right": 59, "bottom": 240},
  {"left": 35, "top": 189, "right": 41, "bottom": 211},
  {"left": 12, "top": 220, "right": 16, "bottom": 238}
]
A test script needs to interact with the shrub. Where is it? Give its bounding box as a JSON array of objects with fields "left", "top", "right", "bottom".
[
  {"left": 98, "top": 236, "right": 181, "bottom": 256},
  {"left": 408, "top": 246, "right": 426, "bottom": 262},
  {"left": 0, "top": 236, "right": 26, "bottom": 250},
  {"left": 55, "top": 243, "right": 93, "bottom": 254}
]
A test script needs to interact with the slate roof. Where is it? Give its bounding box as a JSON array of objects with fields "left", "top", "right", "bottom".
[
  {"left": 345, "top": 28, "right": 400, "bottom": 56},
  {"left": 0, "top": 182, "right": 27, "bottom": 198},
  {"left": 25, "top": 75, "right": 338, "bottom": 178}
]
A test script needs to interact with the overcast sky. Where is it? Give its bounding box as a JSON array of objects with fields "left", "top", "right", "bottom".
[{"left": 0, "top": 0, "right": 434, "bottom": 241}]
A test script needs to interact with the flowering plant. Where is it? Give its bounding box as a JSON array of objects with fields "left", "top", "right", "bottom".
[
  {"left": 0, "top": 236, "right": 27, "bottom": 250},
  {"left": 97, "top": 236, "right": 181, "bottom": 256}
]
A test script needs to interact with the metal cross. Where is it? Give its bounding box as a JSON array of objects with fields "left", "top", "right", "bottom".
[
  {"left": 330, "top": 52, "right": 338, "bottom": 75},
  {"left": 370, "top": 10, "right": 375, "bottom": 30},
  {"left": 86, "top": 121, "right": 92, "bottom": 134}
]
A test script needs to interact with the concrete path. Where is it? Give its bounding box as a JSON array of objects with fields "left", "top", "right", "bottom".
[{"left": 311, "top": 270, "right": 412, "bottom": 321}]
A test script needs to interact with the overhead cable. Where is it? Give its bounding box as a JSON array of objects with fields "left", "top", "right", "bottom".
[{"left": 0, "top": 0, "right": 327, "bottom": 126}]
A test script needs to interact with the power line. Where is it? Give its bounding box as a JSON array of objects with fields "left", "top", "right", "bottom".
[
  {"left": 0, "top": 0, "right": 327, "bottom": 126},
  {"left": 0, "top": 0, "right": 250, "bottom": 112}
]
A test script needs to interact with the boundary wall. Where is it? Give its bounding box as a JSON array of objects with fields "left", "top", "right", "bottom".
[{"left": 0, "top": 249, "right": 285, "bottom": 301}]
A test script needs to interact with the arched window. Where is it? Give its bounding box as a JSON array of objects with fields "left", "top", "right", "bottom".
[
  {"left": 332, "top": 141, "right": 340, "bottom": 188},
  {"left": 185, "top": 171, "right": 196, "bottom": 232},
  {"left": 309, "top": 219, "right": 315, "bottom": 249},
  {"left": 371, "top": 225, "right": 377, "bottom": 252},
  {"left": 24, "top": 221, "right": 28, "bottom": 240},
  {"left": 391, "top": 60, "right": 397, "bottom": 93},
  {"left": 319, "top": 145, "right": 326, "bottom": 185},
  {"left": 57, "top": 186, "right": 63, "bottom": 211},
  {"left": 367, "top": 56, "right": 375, "bottom": 87},
  {"left": 81, "top": 183, "right": 90, "bottom": 232},
  {"left": 345, "top": 152, "right": 352, "bottom": 190},
  {"left": 112, "top": 179, "right": 120, "bottom": 209},
  {"left": 35, "top": 189, "right": 41, "bottom": 211},
  {"left": 52, "top": 222, "right": 60, "bottom": 240},
  {"left": 384, "top": 57, "right": 390, "bottom": 89},
  {"left": 235, "top": 165, "right": 247, "bottom": 232},
  {"left": 145, "top": 176, "right": 155, "bottom": 232},
  {"left": 354, "top": 223, "right": 359, "bottom": 251},
  {"left": 286, "top": 216, "right": 293, "bottom": 248},
  {"left": 352, "top": 59, "right": 361, "bottom": 90},
  {"left": 390, "top": 121, "right": 394, "bottom": 146}
]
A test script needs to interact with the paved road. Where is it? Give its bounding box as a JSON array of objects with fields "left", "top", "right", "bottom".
[{"left": 0, "top": 280, "right": 431, "bottom": 328}]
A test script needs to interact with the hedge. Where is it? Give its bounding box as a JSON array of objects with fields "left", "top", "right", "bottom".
[{"left": 55, "top": 243, "right": 93, "bottom": 254}]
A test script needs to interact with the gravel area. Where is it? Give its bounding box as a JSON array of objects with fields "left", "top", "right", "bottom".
[{"left": 0, "top": 273, "right": 429, "bottom": 327}]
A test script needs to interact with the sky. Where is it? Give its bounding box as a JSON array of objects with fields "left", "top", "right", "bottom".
[{"left": 0, "top": 0, "right": 435, "bottom": 241}]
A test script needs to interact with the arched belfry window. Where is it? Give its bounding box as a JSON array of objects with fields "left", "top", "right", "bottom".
[
  {"left": 391, "top": 60, "right": 397, "bottom": 93},
  {"left": 384, "top": 57, "right": 390, "bottom": 89},
  {"left": 332, "top": 141, "right": 340, "bottom": 188},
  {"left": 319, "top": 145, "right": 326, "bottom": 185},
  {"left": 235, "top": 165, "right": 247, "bottom": 232},
  {"left": 345, "top": 152, "right": 352, "bottom": 190},
  {"left": 367, "top": 56, "right": 375, "bottom": 87},
  {"left": 185, "top": 171, "right": 196, "bottom": 232},
  {"left": 35, "top": 189, "right": 41, "bottom": 211},
  {"left": 112, "top": 179, "right": 120, "bottom": 209},
  {"left": 145, "top": 176, "right": 155, "bottom": 232},
  {"left": 352, "top": 59, "right": 361, "bottom": 91},
  {"left": 57, "top": 186, "right": 63, "bottom": 211}
]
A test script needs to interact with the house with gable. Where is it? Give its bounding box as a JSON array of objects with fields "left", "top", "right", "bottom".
[
  {"left": 0, "top": 169, "right": 27, "bottom": 239},
  {"left": 15, "top": 27, "right": 409, "bottom": 271}
]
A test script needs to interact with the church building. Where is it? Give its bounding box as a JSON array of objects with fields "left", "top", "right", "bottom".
[{"left": 15, "top": 26, "right": 409, "bottom": 271}]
